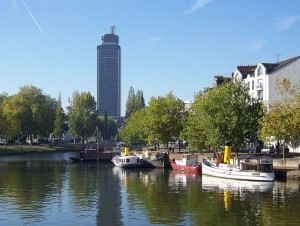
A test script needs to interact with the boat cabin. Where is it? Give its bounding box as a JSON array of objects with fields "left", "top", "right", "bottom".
[
  {"left": 175, "top": 154, "right": 198, "bottom": 166},
  {"left": 116, "top": 156, "right": 141, "bottom": 164},
  {"left": 234, "top": 156, "right": 273, "bottom": 172}
]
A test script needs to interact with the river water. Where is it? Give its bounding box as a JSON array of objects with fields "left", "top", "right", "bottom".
[{"left": 0, "top": 152, "right": 299, "bottom": 226}]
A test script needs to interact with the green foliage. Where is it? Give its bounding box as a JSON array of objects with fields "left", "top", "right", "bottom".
[
  {"left": 0, "top": 93, "right": 10, "bottom": 137},
  {"left": 97, "top": 115, "right": 118, "bottom": 141},
  {"left": 121, "top": 92, "right": 185, "bottom": 146},
  {"left": 1, "top": 86, "right": 56, "bottom": 139},
  {"left": 67, "top": 91, "right": 98, "bottom": 142},
  {"left": 125, "top": 87, "right": 145, "bottom": 119},
  {"left": 259, "top": 77, "right": 300, "bottom": 143},
  {"left": 120, "top": 108, "right": 148, "bottom": 145},
  {"left": 53, "top": 93, "right": 67, "bottom": 138},
  {"left": 147, "top": 92, "right": 185, "bottom": 144},
  {"left": 186, "top": 81, "right": 263, "bottom": 151}
]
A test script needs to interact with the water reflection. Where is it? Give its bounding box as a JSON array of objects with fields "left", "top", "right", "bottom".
[
  {"left": 202, "top": 175, "right": 274, "bottom": 192},
  {"left": 0, "top": 154, "right": 300, "bottom": 225}
]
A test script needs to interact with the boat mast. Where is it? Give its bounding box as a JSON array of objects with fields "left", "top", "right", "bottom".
[{"left": 96, "top": 126, "right": 99, "bottom": 152}]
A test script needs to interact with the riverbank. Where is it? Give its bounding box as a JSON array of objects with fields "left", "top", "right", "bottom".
[{"left": 0, "top": 143, "right": 85, "bottom": 155}]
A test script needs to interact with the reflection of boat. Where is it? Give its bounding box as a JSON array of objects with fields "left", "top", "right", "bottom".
[
  {"left": 171, "top": 169, "right": 201, "bottom": 178},
  {"left": 202, "top": 175, "right": 274, "bottom": 192},
  {"left": 170, "top": 153, "right": 201, "bottom": 172},
  {"left": 69, "top": 127, "right": 120, "bottom": 162}
]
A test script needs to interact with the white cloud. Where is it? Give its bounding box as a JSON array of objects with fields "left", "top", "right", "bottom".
[
  {"left": 249, "top": 40, "right": 265, "bottom": 51},
  {"left": 276, "top": 15, "right": 300, "bottom": 31},
  {"left": 184, "top": 0, "right": 213, "bottom": 15},
  {"left": 150, "top": 36, "right": 163, "bottom": 42}
]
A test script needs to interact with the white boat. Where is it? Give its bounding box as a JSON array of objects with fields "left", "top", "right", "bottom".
[
  {"left": 111, "top": 146, "right": 146, "bottom": 168},
  {"left": 111, "top": 155, "right": 145, "bottom": 168},
  {"left": 202, "top": 155, "right": 275, "bottom": 181}
]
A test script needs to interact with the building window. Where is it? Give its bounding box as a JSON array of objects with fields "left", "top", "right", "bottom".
[
  {"left": 252, "top": 81, "right": 254, "bottom": 90},
  {"left": 257, "top": 66, "right": 263, "bottom": 76},
  {"left": 257, "top": 91, "right": 263, "bottom": 100}
]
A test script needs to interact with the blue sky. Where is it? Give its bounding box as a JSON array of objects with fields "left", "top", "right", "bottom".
[{"left": 1, "top": 0, "right": 300, "bottom": 116}]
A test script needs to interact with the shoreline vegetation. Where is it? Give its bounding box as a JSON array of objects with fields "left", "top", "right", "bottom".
[{"left": 0, "top": 143, "right": 86, "bottom": 156}]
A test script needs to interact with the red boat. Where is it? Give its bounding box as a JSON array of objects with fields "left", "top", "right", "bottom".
[{"left": 170, "top": 153, "right": 201, "bottom": 172}]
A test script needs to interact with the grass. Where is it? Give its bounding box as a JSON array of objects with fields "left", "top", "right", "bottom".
[{"left": 0, "top": 143, "right": 85, "bottom": 156}]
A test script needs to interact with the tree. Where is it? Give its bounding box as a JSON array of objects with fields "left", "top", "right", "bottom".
[
  {"left": 125, "top": 87, "right": 145, "bottom": 119},
  {"left": 67, "top": 91, "right": 97, "bottom": 142},
  {"left": 120, "top": 108, "right": 148, "bottom": 145},
  {"left": 1, "top": 86, "right": 56, "bottom": 142},
  {"left": 146, "top": 92, "right": 185, "bottom": 146},
  {"left": 0, "top": 93, "right": 9, "bottom": 137},
  {"left": 53, "top": 92, "right": 67, "bottom": 139},
  {"left": 186, "top": 81, "right": 263, "bottom": 151},
  {"left": 135, "top": 90, "right": 145, "bottom": 111},
  {"left": 97, "top": 115, "right": 118, "bottom": 141},
  {"left": 259, "top": 77, "right": 300, "bottom": 156}
]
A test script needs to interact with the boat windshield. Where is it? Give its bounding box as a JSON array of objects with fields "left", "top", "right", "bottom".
[{"left": 240, "top": 163, "right": 273, "bottom": 172}]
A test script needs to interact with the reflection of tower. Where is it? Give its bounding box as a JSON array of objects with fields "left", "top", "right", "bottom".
[{"left": 96, "top": 165, "right": 122, "bottom": 225}]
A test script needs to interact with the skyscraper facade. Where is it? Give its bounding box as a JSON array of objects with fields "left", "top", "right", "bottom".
[{"left": 97, "top": 26, "right": 121, "bottom": 119}]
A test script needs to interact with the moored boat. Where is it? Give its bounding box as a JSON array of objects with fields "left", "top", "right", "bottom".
[
  {"left": 111, "top": 155, "right": 145, "bottom": 168},
  {"left": 69, "top": 127, "right": 120, "bottom": 163},
  {"left": 111, "top": 146, "right": 147, "bottom": 168},
  {"left": 140, "top": 151, "right": 171, "bottom": 168},
  {"left": 202, "top": 142, "right": 275, "bottom": 181},
  {"left": 69, "top": 148, "right": 118, "bottom": 163},
  {"left": 170, "top": 153, "right": 201, "bottom": 172}
]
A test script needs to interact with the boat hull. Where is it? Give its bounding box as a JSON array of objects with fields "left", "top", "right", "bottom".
[
  {"left": 143, "top": 153, "right": 171, "bottom": 168},
  {"left": 170, "top": 160, "right": 201, "bottom": 172},
  {"left": 69, "top": 151, "right": 117, "bottom": 162},
  {"left": 202, "top": 159, "right": 275, "bottom": 181}
]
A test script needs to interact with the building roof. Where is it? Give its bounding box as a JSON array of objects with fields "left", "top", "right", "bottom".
[
  {"left": 262, "top": 55, "right": 300, "bottom": 74},
  {"left": 236, "top": 65, "right": 257, "bottom": 79}
]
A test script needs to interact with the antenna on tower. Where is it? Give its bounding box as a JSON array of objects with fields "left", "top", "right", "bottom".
[
  {"left": 275, "top": 53, "right": 281, "bottom": 62},
  {"left": 110, "top": 26, "right": 116, "bottom": 35}
]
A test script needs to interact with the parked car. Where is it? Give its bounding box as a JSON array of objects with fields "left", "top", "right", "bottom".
[
  {"left": 237, "top": 146, "right": 249, "bottom": 153},
  {"left": 248, "top": 146, "right": 261, "bottom": 154},
  {"left": 15, "top": 140, "right": 25, "bottom": 145},
  {"left": 0, "top": 139, "right": 7, "bottom": 145},
  {"left": 261, "top": 146, "right": 275, "bottom": 154}
]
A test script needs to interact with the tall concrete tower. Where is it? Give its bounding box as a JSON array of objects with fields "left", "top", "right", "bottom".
[{"left": 97, "top": 26, "right": 121, "bottom": 119}]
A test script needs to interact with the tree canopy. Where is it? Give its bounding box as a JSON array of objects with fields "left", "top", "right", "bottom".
[
  {"left": 67, "top": 91, "right": 98, "bottom": 142},
  {"left": 1, "top": 86, "right": 56, "bottom": 140},
  {"left": 53, "top": 92, "right": 67, "bottom": 139},
  {"left": 147, "top": 92, "right": 186, "bottom": 144},
  {"left": 259, "top": 77, "right": 300, "bottom": 145},
  {"left": 186, "top": 81, "right": 263, "bottom": 151},
  {"left": 125, "top": 87, "right": 145, "bottom": 119},
  {"left": 121, "top": 92, "right": 186, "bottom": 146},
  {"left": 120, "top": 108, "right": 148, "bottom": 145}
]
